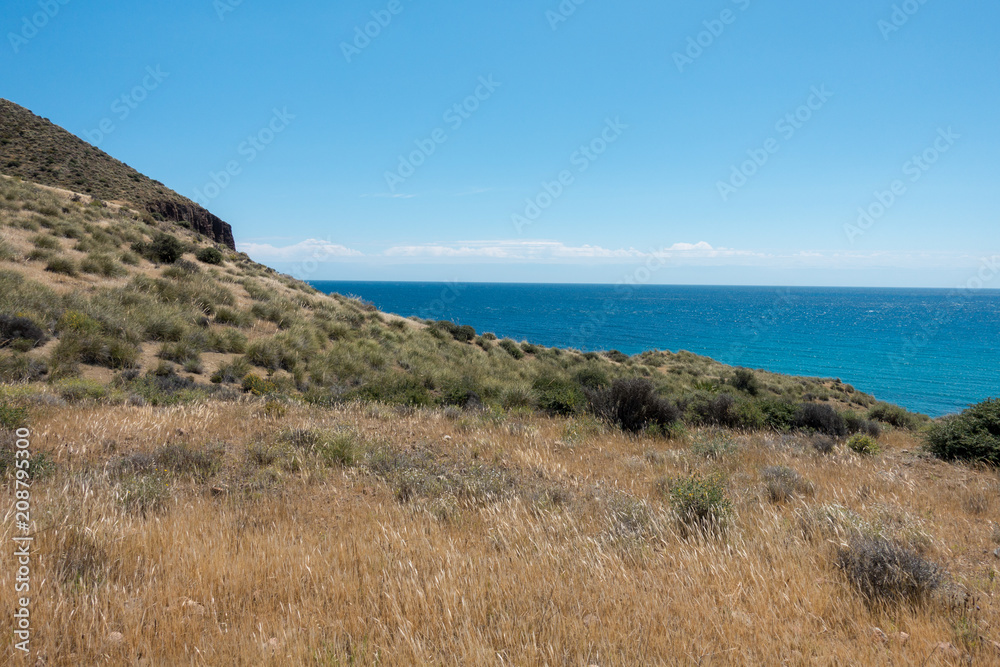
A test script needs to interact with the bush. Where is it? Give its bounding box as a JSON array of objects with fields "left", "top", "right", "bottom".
[
  {"left": 837, "top": 536, "right": 944, "bottom": 605},
  {"left": 590, "top": 378, "right": 680, "bottom": 433},
  {"left": 533, "top": 375, "right": 584, "bottom": 416},
  {"left": 867, "top": 402, "right": 920, "bottom": 430},
  {"left": 753, "top": 399, "right": 799, "bottom": 431},
  {"left": 80, "top": 253, "right": 127, "bottom": 278},
  {"left": 573, "top": 365, "right": 609, "bottom": 390},
  {"left": 53, "top": 378, "right": 108, "bottom": 402},
  {"left": 54, "top": 332, "right": 139, "bottom": 370},
  {"left": 794, "top": 403, "right": 847, "bottom": 437},
  {"left": 660, "top": 472, "right": 731, "bottom": 532},
  {"left": 0, "top": 315, "right": 48, "bottom": 349},
  {"left": 926, "top": 398, "right": 1000, "bottom": 465},
  {"left": 731, "top": 368, "right": 760, "bottom": 395},
  {"left": 211, "top": 357, "right": 252, "bottom": 384},
  {"left": 0, "top": 353, "right": 48, "bottom": 382},
  {"left": 45, "top": 257, "right": 79, "bottom": 276},
  {"left": 136, "top": 232, "right": 184, "bottom": 264},
  {"left": 686, "top": 392, "right": 739, "bottom": 428},
  {"left": 604, "top": 350, "right": 629, "bottom": 364},
  {"left": 195, "top": 246, "right": 224, "bottom": 265},
  {"left": 31, "top": 233, "right": 61, "bottom": 250},
  {"left": 847, "top": 433, "right": 880, "bottom": 456},
  {"left": 499, "top": 338, "right": 525, "bottom": 360},
  {"left": 242, "top": 374, "right": 278, "bottom": 396},
  {"left": 316, "top": 432, "right": 362, "bottom": 467},
  {"left": 0, "top": 402, "right": 28, "bottom": 430},
  {"left": 843, "top": 411, "right": 882, "bottom": 438}
]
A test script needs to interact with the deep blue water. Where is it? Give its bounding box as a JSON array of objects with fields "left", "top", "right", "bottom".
[{"left": 310, "top": 282, "right": 1000, "bottom": 418}]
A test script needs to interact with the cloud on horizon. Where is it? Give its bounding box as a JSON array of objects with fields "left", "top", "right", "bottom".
[
  {"left": 238, "top": 238, "right": 363, "bottom": 260},
  {"left": 238, "top": 238, "right": 985, "bottom": 273}
]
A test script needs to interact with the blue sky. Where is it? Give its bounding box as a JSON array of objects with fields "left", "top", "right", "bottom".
[{"left": 2, "top": 0, "right": 998, "bottom": 287}]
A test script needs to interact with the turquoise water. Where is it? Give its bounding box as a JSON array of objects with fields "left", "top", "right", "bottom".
[{"left": 310, "top": 282, "right": 1000, "bottom": 418}]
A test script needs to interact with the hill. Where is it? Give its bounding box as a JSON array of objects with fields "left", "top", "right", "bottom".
[{"left": 0, "top": 99, "right": 234, "bottom": 248}]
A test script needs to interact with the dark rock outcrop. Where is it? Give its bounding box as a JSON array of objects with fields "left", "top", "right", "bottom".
[{"left": 146, "top": 200, "right": 235, "bottom": 249}]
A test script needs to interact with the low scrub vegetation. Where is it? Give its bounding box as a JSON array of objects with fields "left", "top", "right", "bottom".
[{"left": 926, "top": 397, "right": 1000, "bottom": 465}]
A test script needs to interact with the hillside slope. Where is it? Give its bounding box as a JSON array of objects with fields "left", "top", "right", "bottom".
[
  {"left": 0, "top": 170, "right": 895, "bottom": 428},
  {"left": 0, "top": 99, "right": 234, "bottom": 248}
]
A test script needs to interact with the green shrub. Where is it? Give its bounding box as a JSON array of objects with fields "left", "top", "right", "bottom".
[
  {"left": 532, "top": 374, "right": 584, "bottom": 416},
  {"left": 660, "top": 472, "right": 731, "bottom": 531},
  {"left": 195, "top": 246, "right": 224, "bottom": 265},
  {"left": 53, "top": 332, "right": 139, "bottom": 370},
  {"left": 0, "top": 402, "right": 28, "bottom": 430},
  {"left": 53, "top": 378, "right": 108, "bottom": 402},
  {"left": 242, "top": 373, "right": 278, "bottom": 396},
  {"left": 30, "top": 233, "right": 60, "bottom": 250},
  {"left": 119, "top": 250, "right": 141, "bottom": 266},
  {"left": 81, "top": 253, "right": 127, "bottom": 278},
  {"left": 45, "top": 257, "right": 79, "bottom": 276},
  {"left": 0, "top": 315, "right": 48, "bottom": 349},
  {"left": 316, "top": 432, "right": 362, "bottom": 467},
  {"left": 135, "top": 232, "right": 184, "bottom": 264},
  {"left": 214, "top": 307, "right": 251, "bottom": 328},
  {"left": 867, "top": 402, "right": 921, "bottom": 430},
  {"left": 604, "top": 350, "right": 629, "bottom": 364},
  {"left": 211, "top": 357, "right": 252, "bottom": 384},
  {"left": 353, "top": 372, "right": 432, "bottom": 406},
  {"left": 926, "top": 398, "right": 1000, "bottom": 465},
  {"left": 847, "top": 434, "right": 880, "bottom": 456},
  {"left": 731, "top": 368, "right": 760, "bottom": 395},
  {"left": 573, "top": 365, "right": 609, "bottom": 390},
  {"left": 0, "top": 353, "right": 48, "bottom": 382},
  {"left": 499, "top": 338, "right": 525, "bottom": 360}
]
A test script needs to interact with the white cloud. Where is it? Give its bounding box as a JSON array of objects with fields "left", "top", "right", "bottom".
[
  {"left": 239, "top": 238, "right": 363, "bottom": 261},
  {"left": 382, "top": 240, "right": 721, "bottom": 261}
]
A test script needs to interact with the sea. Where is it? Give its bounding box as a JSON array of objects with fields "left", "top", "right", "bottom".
[{"left": 310, "top": 282, "right": 1000, "bottom": 418}]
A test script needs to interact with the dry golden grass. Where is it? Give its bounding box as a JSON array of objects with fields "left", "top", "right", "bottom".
[{"left": 1, "top": 399, "right": 998, "bottom": 665}]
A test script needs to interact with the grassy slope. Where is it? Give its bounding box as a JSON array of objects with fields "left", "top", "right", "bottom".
[
  {"left": 2, "top": 174, "right": 997, "bottom": 664},
  {"left": 0, "top": 174, "right": 879, "bottom": 414},
  {"left": 0, "top": 400, "right": 996, "bottom": 664}
]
